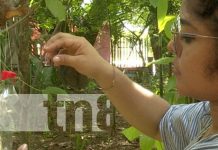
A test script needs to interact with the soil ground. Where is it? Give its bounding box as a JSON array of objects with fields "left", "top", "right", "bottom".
[{"left": 12, "top": 99, "right": 140, "bottom": 150}]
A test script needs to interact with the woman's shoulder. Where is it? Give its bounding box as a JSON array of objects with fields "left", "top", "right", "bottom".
[
  {"left": 168, "top": 101, "right": 210, "bottom": 116},
  {"left": 159, "top": 101, "right": 211, "bottom": 150},
  {"left": 161, "top": 101, "right": 211, "bottom": 138},
  {"left": 171, "top": 101, "right": 209, "bottom": 108}
]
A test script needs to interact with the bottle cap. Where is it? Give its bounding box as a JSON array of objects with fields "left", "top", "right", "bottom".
[{"left": 0, "top": 70, "right": 17, "bottom": 80}]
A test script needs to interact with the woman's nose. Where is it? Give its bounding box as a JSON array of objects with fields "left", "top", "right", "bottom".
[{"left": 167, "top": 39, "right": 174, "bottom": 54}]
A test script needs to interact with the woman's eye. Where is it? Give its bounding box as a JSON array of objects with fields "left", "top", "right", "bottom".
[{"left": 180, "top": 35, "right": 195, "bottom": 44}]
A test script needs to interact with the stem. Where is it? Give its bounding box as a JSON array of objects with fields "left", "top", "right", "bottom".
[{"left": 0, "top": 10, "right": 33, "bottom": 34}]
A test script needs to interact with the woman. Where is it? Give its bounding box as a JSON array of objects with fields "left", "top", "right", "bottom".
[{"left": 44, "top": 0, "right": 218, "bottom": 149}]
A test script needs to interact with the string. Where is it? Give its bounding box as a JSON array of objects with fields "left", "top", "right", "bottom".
[
  {"left": 0, "top": 59, "right": 42, "bottom": 92},
  {"left": 0, "top": 2, "right": 44, "bottom": 93}
]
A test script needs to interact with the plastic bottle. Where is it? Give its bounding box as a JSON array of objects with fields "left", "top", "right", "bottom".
[{"left": 0, "top": 70, "right": 17, "bottom": 150}]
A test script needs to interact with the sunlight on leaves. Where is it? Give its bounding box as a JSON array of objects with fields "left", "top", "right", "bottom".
[
  {"left": 157, "top": 0, "right": 168, "bottom": 32},
  {"left": 122, "top": 127, "right": 141, "bottom": 141},
  {"left": 157, "top": 0, "right": 175, "bottom": 33},
  {"left": 158, "top": 16, "right": 175, "bottom": 33},
  {"left": 154, "top": 140, "right": 164, "bottom": 150},
  {"left": 140, "top": 135, "right": 155, "bottom": 150}
]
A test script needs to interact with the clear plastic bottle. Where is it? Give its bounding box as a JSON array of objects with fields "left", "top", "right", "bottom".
[{"left": 0, "top": 71, "right": 17, "bottom": 150}]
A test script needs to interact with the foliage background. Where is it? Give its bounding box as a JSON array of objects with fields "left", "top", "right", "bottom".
[{"left": 0, "top": 0, "right": 194, "bottom": 149}]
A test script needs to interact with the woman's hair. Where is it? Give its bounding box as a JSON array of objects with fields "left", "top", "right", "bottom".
[
  {"left": 192, "top": 0, "right": 218, "bottom": 18},
  {"left": 185, "top": 0, "right": 218, "bottom": 74},
  {"left": 186, "top": 0, "right": 218, "bottom": 30}
]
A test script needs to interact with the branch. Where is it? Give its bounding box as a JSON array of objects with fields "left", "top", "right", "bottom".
[
  {"left": 0, "top": 9, "right": 33, "bottom": 34},
  {"left": 0, "top": 0, "right": 44, "bottom": 34}
]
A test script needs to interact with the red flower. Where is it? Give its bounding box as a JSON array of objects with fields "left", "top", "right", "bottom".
[{"left": 0, "top": 71, "right": 17, "bottom": 80}]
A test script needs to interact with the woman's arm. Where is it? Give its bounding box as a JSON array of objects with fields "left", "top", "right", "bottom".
[
  {"left": 44, "top": 33, "right": 170, "bottom": 140},
  {"left": 96, "top": 63, "right": 170, "bottom": 140}
]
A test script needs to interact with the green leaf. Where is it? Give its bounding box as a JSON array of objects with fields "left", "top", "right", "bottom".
[
  {"left": 165, "top": 76, "right": 176, "bottom": 92},
  {"left": 140, "top": 135, "right": 155, "bottom": 150},
  {"left": 154, "top": 141, "right": 164, "bottom": 150},
  {"left": 149, "top": 0, "right": 158, "bottom": 8},
  {"left": 159, "top": 15, "right": 175, "bottom": 33},
  {"left": 157, "top": 0, "right": 171, "bottom": 33},
  {"left": 146, "top": 57, "right": 174, "bottom": 67},
  {"left": 164, "top": 91, "right": 177, "bottom": 104},
  {"left": 42, "top": 86, "right": 67, "bottom": 94},
  {"left": 41, "top": 67, "right": 54, "bottom": 86},
  {"left": 164, "top": 16, "right": 176, "bottom": 38},
  {"left": 122, "top": 127, "right": 141, "bottom": 141},
  {"left": 45, "top": 0, "right": 66, "bottom": 21},
  {"left": 157, "top": 0, "right": 168, "bottom": 18}
]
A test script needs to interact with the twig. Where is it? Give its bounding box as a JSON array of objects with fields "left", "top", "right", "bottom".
[
  {"left": 17, "top": 77, "right": 42, "bottom": 92},
  {"left": 0, "top": 10, "right": 33, "bottom": 34},
  {"left": 0, "top": 59, "right": 42, "bottom": 92}
]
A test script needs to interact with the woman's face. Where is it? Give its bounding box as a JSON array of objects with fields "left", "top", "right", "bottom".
[{"left": 168, "top": 1, "right": 218, "bottom": 101}]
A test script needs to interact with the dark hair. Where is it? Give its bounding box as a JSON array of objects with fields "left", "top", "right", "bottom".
[
  {"left": 185, "top": 0, "right": 218, "bottom": 74},
  {"left": 193, "top": 0, "right": 218, "bottom": 17},
  {"left": 184, "top": 0, "right": 218, "bottom": 34}
]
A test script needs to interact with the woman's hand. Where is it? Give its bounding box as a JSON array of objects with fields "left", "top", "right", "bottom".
[
  {"left": 43, "top": 32, "right": 110, "bottom": 80},
  {"left": 43, "top": 32, "right": 170, "bottom": 140}
]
